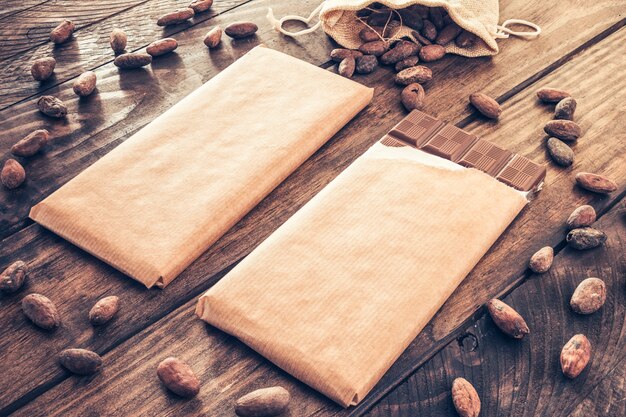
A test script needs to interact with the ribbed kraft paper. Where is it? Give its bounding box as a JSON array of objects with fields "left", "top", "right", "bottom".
[
  {"left": 320, "top": 0, "right": 500, "bottom": 56},
  {"left": 196, "top": 143, "right": 527, "bottom": 407},
  {"left": 29, "top": 46, "right": 373, "bottom": 288}
]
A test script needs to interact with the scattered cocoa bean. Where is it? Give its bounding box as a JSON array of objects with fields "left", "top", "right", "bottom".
[
  {"left": 381, "top": 40, "right": 420, "bottom": 65},
  {"left": 72, "top": 71, "right": 97, "bottom": 97},
  {"left": 359, "top": 27, "right": 381, "bottom": 42},
  {"left": 235, "top": 386, "right": 291, "bottom": 417},
  {"left": 146, "top": 38, "right": 178, "bottom": 57},
  {"left": 575, "top": 172, "right": 617, "bottom": 194},
  {"left": 554, "top": 97, "right": 576, "bottom": 120},
  {"left": 367, "top": 10, "right": 393, "bottom": 26},
  {"left": 566, "top": 227, "right": 606, "bottom": 250},
  {"left": 546, "top": 137, "right": 574, "bottom": 167},
  {"left": 330, "top": 48, "right": 363, "bottom": 62},
  {"left": 50, "top": 20, "right": 75, "bottom": 44},
  {"left": 469, "top": 93, "right": 501, "bottom": 119},
  {"left": 22, "top": 293, "right": 60, "bottom": 330},
  {"left": 203, "top": 26, "right": 222, "bottom": 48},
  {"left": 566, "top": 205, "right": 596, "bottom": 229},
  {"left": 410, "top": 30, "right": 432, "bottom": 45},
  {"left": 188, "top": 0, "right": 213, "bottom": 13},
  {"left": 395, "top": 56, "right": 419, "bottom": 72},
  {"left": 30, "top": 57, "right": 56, "bottom": 81},
  {"left": 157, "top": 357, "right": 200, "bottom": 398},
  {"left": 157, "top": 8, "right": 195, "bottom": 26},
  {"left": 544, "top": 120, "right": 581, "bottom": 141},
  {"left": 398, "top": 8, "right": 423, "bottom": 30},
  {"left": 89, "top": 296, "right": 120, "bottom": 325},
  {"left": 114, "top": 53, "right": 152, "bottom": 69},
  {"left": 401, "top": 83, "right": 425, "bottom": 111},
  {"left": 486, "top": 298, "right": 529, "bottom": 339},
  {"left": 0, "top": 261, "right": 27, "bottom": 293},
  {"left": 338, "top": 57, "right": 355, "bottom": 78},
  {"left": 1, "top": 159, "right": 26, "bottom": 189},
  {"left": 560, "top": 334, "right": 591, "bottom": 378},
  {"left": 59, "top": 349, "right": 102, "bottom": 375},
  {"left": 429, "top": 7, "right": 445, "bottom": 29},
  {"left": 224, "top": 22, "right": 258, "bottom": 39},
  {"left": 536, "top": 87, "right": 571, "bottom": 103},
  {"left": 570, "top": 277, "right": 606, "bottom": 314},
  {"left": 109, "top": 29, "right": 127, "bottom": 54},
  {"left": 355, "top": 55, "right": 378, "bottom": 74},
  {"left": 358, "top": 40, "right": 389, "bottom": 57},
  {"left": 418, "top": 44, "right": 446, "bottom": 62},
  {"left": 529, "top": 246, "right": 553, "bottom": 273},
  {"left": 455, "top": 30, "right": 477, "bottom": 48},
  {"left": 395, "top": 65, "right": 432, "bottom": 85},
  {"left": 451, "top": 377, "right": 480, "bottom": 417},
  {"left": 37, "top": 95, "right": 67, "bottom": 118},
  {"left": 12, "top": 129, "right": 49, "bottom": 157},
  {"left": 435, "top": 23, "right": 461, "bottom": 45},
  {"left": 420, "top": 19, "right": 438, "bottom": 41}
]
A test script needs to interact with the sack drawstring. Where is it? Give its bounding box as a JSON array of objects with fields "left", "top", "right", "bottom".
[
  {"left": 267, "top": 1, "right": 324, "bottom": 38},
  {"left": 493, "top": 19, "right": 541, "bottom": 39}
]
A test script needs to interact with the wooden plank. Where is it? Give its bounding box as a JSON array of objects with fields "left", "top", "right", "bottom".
[
  {"left": 0, "top": 1, "right": 624, "bottom": 415},
  {"left": 365, "top": 202, "right": 625, "bottom": 417},
  {"left": 0, "top": 0, "right": 251, "bottom": 109},
  {"left": 0, "top": 1, "right": 50, "bottom": 21}
]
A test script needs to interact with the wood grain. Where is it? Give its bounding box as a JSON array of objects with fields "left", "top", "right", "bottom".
[
  {"left": 0, "top": 0, "right": 50, "bottom": 21},
  {"left": 366, "top": 201, "right": 625, "bottom": 417}
]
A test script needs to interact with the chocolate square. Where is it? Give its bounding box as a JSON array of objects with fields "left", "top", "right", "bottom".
[
  {"left": 458, "top": 139, "right": 513, "bottom": 176},
  {"left": 496, "top": 155, "right": 547, "bottom": 191},
  {"left": 420, "top": 124, "right": 477, "bottom": 162}
]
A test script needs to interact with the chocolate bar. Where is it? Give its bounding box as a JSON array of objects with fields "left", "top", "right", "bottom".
[{"left": 386, "top": 110, "right": 545, "bottom": 191}]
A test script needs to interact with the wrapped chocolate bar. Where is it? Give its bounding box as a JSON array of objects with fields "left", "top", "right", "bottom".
[
  {"left": 29, "top": 46, "right": 373, "bottom": 288},
  {"left": 197, "top": 110, "right": 545, "bottom": 407}
]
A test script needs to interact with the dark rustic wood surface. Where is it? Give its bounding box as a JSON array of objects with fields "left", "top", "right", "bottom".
[{"left": 0, "top": 0, "right": 624, "bottom": 416}]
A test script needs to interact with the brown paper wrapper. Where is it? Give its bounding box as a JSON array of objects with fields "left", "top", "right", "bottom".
[
  {"left": 196, "top": 143, "right": 527, "bottom": 407},
  {"left": 29, "top": 46, "right": 373, "bottom": 288}
]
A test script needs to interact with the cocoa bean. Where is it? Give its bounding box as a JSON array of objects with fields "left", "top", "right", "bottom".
[
  {"left": 412, "top": 5, "right": 430, "bottom": 18},
  {"left": 486, "top": 298, "right": 529, "bottom": 339},
  {"left": 188, "top": 0, "right": 213, "bottom": 13},
  {"left": 235, "top": 386, "right": 291, "bottom": 417},
  {"left": 410, "top": 30, "right": 432, "bottom": 45},
  {"left": 546, "top": 137, "right": 574, "bottom": 167},
  {"left": 455, "top": 30, "right": 478, "bottom": 48},
  {"left": 395, "top": 56, "right": 419, "bottom": 72},
  {"left": 398, "top": 8, "right": 423, "bottom": 30},
  {"left": 114, "top": 53, "right": 152, "bottom": 69},
  {"left": 554, "top": 97, "right": 576, "bottom": 120},
  {"left": 543, "top": 120, "right": 581, "bottom": 141},
  {"left": 59, "top": 349, "right": 102, "bottom": 375},
  {"left": 566, "top": 205, "right": 596, "bottom": 229},
  {"left": 330, "top": 48, "right": 363, "bottom": 62},
  {"left": 72, "top": 71, "right": 97, "bottom": 97},
  {"left": 355, "top": 55, "right": 378, "bottom": 74},
  {"left": 338, "top": 57, "right": 355, "bottom": 78},
  {"left": 401, "top": 83, "right": 425, "bottom": 111},
  {"left": 529, "top": 246, "right": 553, "bottom": 273},
  {"left": 22, "top": 293, "right": 60, "bottom": 330},
  {"left": 435, "top": 23, "right": 461, "bottom": 45},
  {"left": 157, "top": 357, "right": 200, "bottom": 398},
  {"left": 1, "top": 159, "right": 26, "bottom": 189},
  {"left": 566, "top": 227, "right": 606, "bottom": 250},
  {"left": 429, "top": 7, "right": 445, "bottom": 29},
  {"left": 469, "top": 92, "right": 501, "bottom": 119},
  {"left": 570, "top": 277, "right": 606, "bottom": 314},
  {"left": 109, "top": 29, "right": 127, "bottom": 54},
  {"left": 156, "top": 8, "right": 194, "bottom": 26},
  {"left": 50, "top": 20, "right": 75, "bottom": 44},
  {"left": 38, "top": 95, "right": 67, "bottom": 118},
  {"left": 30, "top": 57, "right": 56, "bottom": 81},
  {"left": 395, "top": 65, "right": 432, "bottom": 85},
  {"left": 0, "top": 261, "right": 27, "bottom": 293},
  {"left": 359, "top": 27, "right": 382, "bottom": 42},
  {"left": 89, "top": 296, "right": 120, "bottom": 325},
  {"left": 358, "top": 40, "right": 389, "bottom": 57},
  {"left": 381, "top": 20, "right": 401, "bottom": 38},
  {"left": 536, "top": 87, "right": 571, "bottom": 103},
  {"left": 224, "top": 22, "right": 258, "bottom": 39},
  {"left": 451, "top": 378, "right": 480, "bottom": 417},
  {"left": 560, "top": 334, "right": 591, "bottom": 378},
  {"left": 575, "top": 172, "right": 617, "bottom": 194},
  {"left": 146, "top": 38, "right": 178, "bottom": 57},
  {"left": 420, "top": 19, "right": 437, "bottom": 41},
  {"left": 418, "top": 44, "right": 445, "bottom": 62},
  {"left": 203, "top": 26, "right": 222, "bottom": 48},
  {"left": 367, "top": 10, "right": 393, "bottom": 26},
  {"left": 381, "top": 40, "right": 420, "bottom": 65},
  {"left": 12, "top": 129, "right": 49, "bottom": 157}
]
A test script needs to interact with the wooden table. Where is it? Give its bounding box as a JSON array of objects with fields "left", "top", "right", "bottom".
[{"left": 0, "top": 1, "right": 624, "bottom": 416}]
